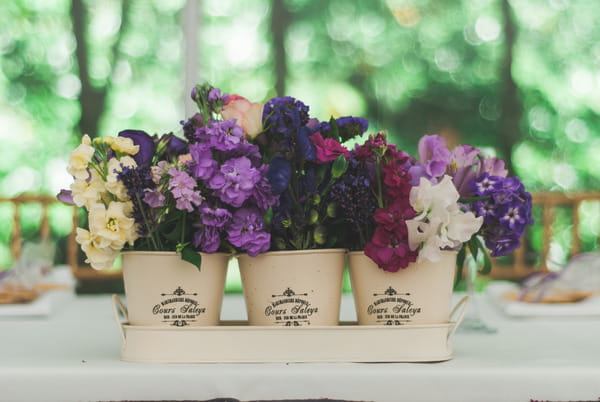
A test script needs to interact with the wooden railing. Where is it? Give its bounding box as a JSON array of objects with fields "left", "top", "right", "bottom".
[
  {"left": 489, "top": 192, "right": 600, "bottom": 280},
  {"left": 0, "top": 194, "right": 122, "bottom": 282}
]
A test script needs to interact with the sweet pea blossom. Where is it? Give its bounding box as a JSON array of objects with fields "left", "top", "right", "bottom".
[
  {"left": 221, "top": 94, "right": 264, "bottom": 139},
  {"left": 406, "top": 175, "right": 483, "bottom": 262}
]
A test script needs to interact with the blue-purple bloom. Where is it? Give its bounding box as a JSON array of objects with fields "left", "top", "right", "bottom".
[
  {"left": 319, "top": 116, "right": 369, "bottom": 142},
  {"left": 470, "top": 173, "right": 533, "bottom": 257},
  {"left": 267, "top": 156, "right": 291, "bottom": 194},
  {"left": 262, "top": 97, "right": 309, "bottom": 137},
  {"left": 118, "top": 130, "right": 155, "bottom": 167},
  {"left": 118, "top": 165, "right": 155, "bottom": 235}
]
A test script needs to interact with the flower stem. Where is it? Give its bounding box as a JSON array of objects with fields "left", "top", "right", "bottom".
[
  {"left": 375, "top": 156, "right": 384, "bottom": 208},
  {"left": 135, "top": 192, "right": 159, "bottom": 250}
]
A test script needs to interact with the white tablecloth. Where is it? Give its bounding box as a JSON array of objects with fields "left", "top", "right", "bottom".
[{"left": 1, "top": 291, "right": 599, "bottom": 402}]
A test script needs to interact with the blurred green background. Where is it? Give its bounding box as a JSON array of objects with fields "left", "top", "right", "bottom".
[{"left": 1, "top": 0, "right": 600, "bottom": 290}]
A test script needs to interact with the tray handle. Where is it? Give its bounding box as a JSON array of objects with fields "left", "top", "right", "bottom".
[
  {"left": 447, "top": 295, "right": 469, "bottom": 342},
  {"left": 111, "top": 294, "right": 128, "bottom": 342}
]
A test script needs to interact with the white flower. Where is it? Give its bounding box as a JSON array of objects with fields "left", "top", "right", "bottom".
[
  {"left": 70, "top": 170, "right": 106, "bottom": 209},
  {"left": 76, "top": 228, "right": 120, "bottom": 270},
  {"left": 88, "top": 201, "right": 138, "bottom": 250},
  {"left": 105, "top": 156, "right": 137, "bottom": 200},
  {"left": 407, "top": 175, "right": 483, "bottom": 263},
  {"left": 67, "top": 134, "right": 95, "bottom": 180},
  {"left": 104, "top": 136, "right": 139, "bottom": 155}
]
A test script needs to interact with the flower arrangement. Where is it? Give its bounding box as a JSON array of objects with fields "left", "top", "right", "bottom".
[
  {"left": 59, "top": 81, "right": 532, "bottom": 279},
  {"left": 249, "top": 96, "right": 368, "bottom": 250},
  {"left": 59, "top": 83, "right": 276, "bottom": 270},
  {"left": 333, "top": 133, "right": 533, "bottom": 276}
]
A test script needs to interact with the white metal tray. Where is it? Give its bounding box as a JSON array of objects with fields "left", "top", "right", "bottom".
[{"left": 112, "top": 294, "right": 468, "bottom": 363}]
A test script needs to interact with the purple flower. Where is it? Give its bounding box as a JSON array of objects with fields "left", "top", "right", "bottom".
[
  {"left": 417, "top": 135, "right": 451, "bottom": 179},
  {"left": 118, "top": 130, "right": 155, "bottom": 167},
  {"left": 118, "top": 165, "right": 155, "bottom": 235},
  {"left": 168, "top": 168, "right": 203, "bottom": 212},
  {"left": 296, "top": 126, "right": 316, "bottom": 161},
  {"left": 250, "top": 165, "right": 279, "bottom": 210},
  {"left": 207, "top": 119, "right": 244, "bottom": 152},
  {"left": 267, "top": 156, "right": 291, "bottom": 195},
  {"left": 208, "top": 156, "right": 261, "bottom": 207},
  {"left": 57, "top": 189, "right": 74, "bottom": 205},
  {"left": 262, "top": 97, "right": 310, "bottom": 137},
  {"left": 193, "top": 225, "right": 221, "bottom": 253},
  {"left": 190, "top": 143, "right": 218, "bottom": 181},
  {"left": 223, "top": 141, "right": 262, "bottom": 167},
  {"left": 471, "top": 173, "right": 503, "bottom": 196},
  {"left": 227, "top": 208, "right": 271, "bottom": 256},
  {"left": 319, "top": 116, "right": 368, "bottom": 142},
  {"left": 200, "top": 205, "right": 232, "bottom": 228},
  {"left": 165, "top": 134, "right": 188, "bottom": 159},
  {"left": 143, "top": 188, "right": 165, "bottom": 208}
]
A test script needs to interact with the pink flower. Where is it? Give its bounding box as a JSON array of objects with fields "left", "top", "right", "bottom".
[
  {"left": 309, "top": 132, "right": 350, "bottom": 164},
  {"left": 221, "top": 94, "right": 264, "bottom": 139}
]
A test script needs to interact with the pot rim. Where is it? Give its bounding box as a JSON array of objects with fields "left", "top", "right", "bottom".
[
  {"left": 237, "top": 248, "right": 346, "bottom": 258},
  {"left": 121, "top": 250, "right": 232, "bottom": 257},
  {"left": 347, "top": 249, "right": 458, "bottom": 257}
]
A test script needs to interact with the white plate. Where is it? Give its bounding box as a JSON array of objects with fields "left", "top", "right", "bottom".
[{"left": 486, "top": 281, "right": 600, "bottom": 317}]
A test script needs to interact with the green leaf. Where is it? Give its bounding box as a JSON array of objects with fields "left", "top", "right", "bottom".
[
  {"left": 263, "top": 207, "right": 273, "bottom": 224},
  {"left": 454, "top": 245, "right": 466, "bottom": 289},
  {"left": 181, "top": 245, "right": 202, "bottom": 271},
  {"left": 328, "top": 116, "right": 340, "bottom": 141},
  {"left": 331, "top": 154, "right": 348, "bottom": 178}
]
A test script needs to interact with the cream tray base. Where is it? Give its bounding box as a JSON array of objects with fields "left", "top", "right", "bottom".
[{"left": 112, "top": 295, "right": 469, "bottom": 364}]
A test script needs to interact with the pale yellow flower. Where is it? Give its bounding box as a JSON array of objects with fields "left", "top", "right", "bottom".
[
  {"left": 76, "top": 227, "right": 120, "bottom": 270},
  {"left": 88, "top": 201, "right": 138, "bottom": 250},
  {"left": 70, "top": 170, "right": 106, "bottom": 209},
  {"left": 67, "top": 134, "right": 95, "bottom": 180},
  {"left": 105, "top": 136, "right": 139, "bottom": 155},
  {"left": 105, "top": 156, "right": 137, "bottom": 200}
]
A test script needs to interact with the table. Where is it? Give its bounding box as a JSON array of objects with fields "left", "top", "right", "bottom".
[{"left": 1, "top": 291, "right": 600, "bottom": 402}]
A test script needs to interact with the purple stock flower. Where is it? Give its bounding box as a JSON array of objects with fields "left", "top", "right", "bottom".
[
  {"left": 190, "top": 143, "right": 218, "bottom": 181},
  {"left": 143, "top": 188, "right": 165, "bottom": 208},
  {"left": 208, "top": 156, "right": 261, "bottom": 207},
  {"left": 250, "top": 165, "right": 279, "bottom": 210},
  {"left": 208, "top": 119, "right": 244, "bottom": 151},
  {"left": 319, "top": 116, "right": 369, "bottom": 142},
  {"left": 168, "top": 168, "right": 203, "bottom": 212},
  {"left": 227, "top": 208, "right": 271, "bottom": 256},
  {"left": 200, "top": 205, "right": 232, "bottom": 228},
  {"left": 193, "top": 225, "right": 221, "bottom": 253},
  {"left": 118, "top": 130, "right": 155, "bottom": 167}
]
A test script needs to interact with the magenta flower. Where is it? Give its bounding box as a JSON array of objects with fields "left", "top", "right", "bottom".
[
  {"left": 310, "top": 132, "right": 350, "bottom": 164},
  {"left": 364, "top": 226, "right": 417, "bottom": 272}
]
